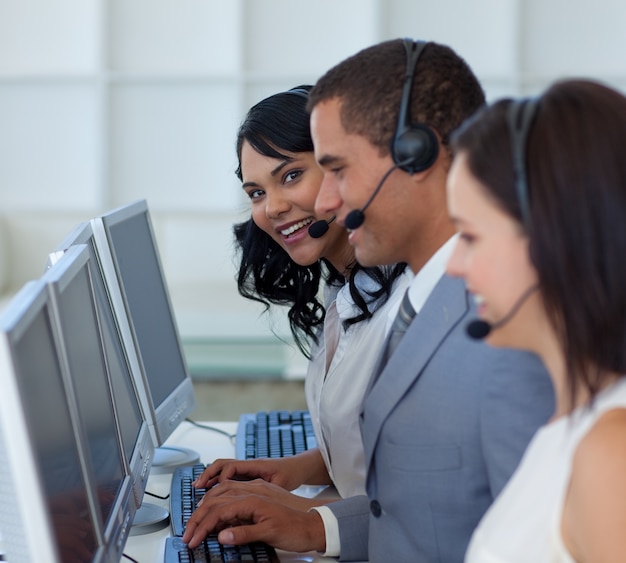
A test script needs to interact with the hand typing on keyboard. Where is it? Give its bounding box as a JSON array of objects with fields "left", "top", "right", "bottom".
[
  {"left": 199, "top": 478, "right": 327, "bottom": 513},
  {"left": 181, "top": 494, "right": 327, "bottom": 553},
  {"left": 193, "top": 448, "right": 332, "bottom": 492}
]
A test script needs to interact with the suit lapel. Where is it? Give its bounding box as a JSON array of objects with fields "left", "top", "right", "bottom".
[{"left": 360, "top": 275, "right": 471, "bottom": 473}]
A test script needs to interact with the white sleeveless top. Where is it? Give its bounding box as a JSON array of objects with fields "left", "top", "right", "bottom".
[{"left": 465, "top": 377, "right": 626, "bottom": 563}]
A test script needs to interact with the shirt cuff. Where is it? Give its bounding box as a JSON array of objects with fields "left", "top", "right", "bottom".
[{"left": 310, "top": 505, "right": 341, "bottom": 557}]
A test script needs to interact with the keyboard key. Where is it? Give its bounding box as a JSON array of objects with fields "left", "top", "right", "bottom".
[
  {"left": 164, "top": 536, "right": 279, "bottom": 563},
  {"left": 170, "top": 464, "right": 206, "bottom": 537},
  {"left": 236, "top": 410, "right": 317, "bottom": 460}
]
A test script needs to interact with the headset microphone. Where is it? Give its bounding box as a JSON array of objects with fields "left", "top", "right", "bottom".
[
  {"left": 308, "top": 215, "right": 336, "bottom": 238},
  {"left": 466, "top": 319, "right": 494, "bottom": 340},
  {"left": 344, "top": 162, "right": 406, "bottom": 230},
  {"left": 466, "top": 285, "right": 538, "bottom": 340},
  {"left": 345, "top": 39, "right": 439, "bottom": 231}
]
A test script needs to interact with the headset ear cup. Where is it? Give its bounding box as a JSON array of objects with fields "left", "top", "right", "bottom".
[{"left": 392, "top": 123, "right": 439, "bottom": 174}]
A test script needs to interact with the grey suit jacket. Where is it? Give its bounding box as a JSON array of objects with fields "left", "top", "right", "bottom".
[{"left": 329, "top": 275, "right": 554, "bottom": 562}]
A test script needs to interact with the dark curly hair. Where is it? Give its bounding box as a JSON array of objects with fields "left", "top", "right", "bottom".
[{"left": 234, "top": 85, "right": 407, "bottom": 358}]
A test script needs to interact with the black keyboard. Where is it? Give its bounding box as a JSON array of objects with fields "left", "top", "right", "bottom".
[
  {"left": 235, "top": 410, "right": 317, "bottom": 460},
  {"left": 168, "top": 465, "right": 279, "bottom": 562},
  {"left": 170, "top": 464, "right": 207, "bottom": 537},
  {"left": 164, "top": 536, "right": 279, "bottom": 563}
]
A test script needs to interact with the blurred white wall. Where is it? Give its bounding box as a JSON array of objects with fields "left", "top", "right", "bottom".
[{"left": 1, "top": 0, "right": 625, "bottom": 376}]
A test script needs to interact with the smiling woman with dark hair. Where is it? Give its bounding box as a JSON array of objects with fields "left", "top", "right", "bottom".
[{"left": 194, "top": 85, "right": 410, "bottom": 502}]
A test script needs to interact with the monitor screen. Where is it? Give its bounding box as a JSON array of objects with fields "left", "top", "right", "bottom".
[
  {"left": 91, "top": 200, "right": 195, "bottom": 450},
  {"left": 52, "top": 222, "right": 154, "bottom": 508},
  {"left": 0, "top": 280, "right": 103, "bottom": 563},
  {"left": 45, "top": 244, "right": 135, "bottom": 560}
]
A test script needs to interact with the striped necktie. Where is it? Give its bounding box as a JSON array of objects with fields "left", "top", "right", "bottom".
[{"left": 382, "top": 289, "right": 416, "bottom": 365}]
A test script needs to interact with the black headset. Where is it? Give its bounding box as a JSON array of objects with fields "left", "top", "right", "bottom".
[
  {"left": 507, "top": 97, "right": 539, "bottom": 229},
  {"left": 390, "top": 39, "right": 439, "bottom": 174},
  {"left": 466, "top": 98, "right": 540, "bottom": 340}
]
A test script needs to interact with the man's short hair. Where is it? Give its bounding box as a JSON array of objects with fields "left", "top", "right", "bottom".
[{"left": 308, "top": 39, "right": 486, "bottom": 158}]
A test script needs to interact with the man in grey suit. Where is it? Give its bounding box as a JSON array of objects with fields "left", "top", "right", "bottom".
[{"left": 183, "top": 39, "right": 553, "bottom": 562}]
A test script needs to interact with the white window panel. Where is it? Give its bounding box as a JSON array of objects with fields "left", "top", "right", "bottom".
[
  {"left": 242, "top": 0, "right": 379, "bottom": 76},
  {"left": 524, "top": 0, "right": 626, "bottom": 78},
  {"left": 0, "top": 83, "right": 99, "bottom": 210},
  {"left": 0, "top": 0, "right": 100, "bottom": 75},
  {"left": 154, "top": 212, "right": 243, "bottom": 286},
  {"left": 2, "top": 213, "right": 90, "bottom": 288},
  {"left": 108, "top": 0, "right": 240, "bottom": 74},
  {"left": 383, "top": 0, "right": 518, "bottom": 81},
  {"left": 109, "top": 81, "right": 241, "bottom": 211}
]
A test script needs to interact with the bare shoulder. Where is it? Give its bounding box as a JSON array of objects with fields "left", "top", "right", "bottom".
[
  {"left": 565, "top": 407, "right": 626, "bottom": 562},
  {"left": 577, "top": 407, "right": 626, "bottom": 462},
  {"left": 572, "top": 407, "right": 626, "bottom": 489}
]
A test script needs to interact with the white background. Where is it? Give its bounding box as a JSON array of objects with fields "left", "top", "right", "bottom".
[{"left": 1, "top": 0, "right": 624, "bottom": 375}]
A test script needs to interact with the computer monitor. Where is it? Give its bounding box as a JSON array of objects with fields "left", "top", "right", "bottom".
[
  {"left": 0, "top": 277, "right": 104, "bottom": 562},
  {"left": 44, "top": 244, "right": 136, "bottom": 561},
  {"left": 90, "top": 199, "right": 198, "bottom": 470},
  {"left": 50, "top": 221, "right": 167, "bottom": 533}
]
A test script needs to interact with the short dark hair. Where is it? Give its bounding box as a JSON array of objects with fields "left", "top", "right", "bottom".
[
  {"left": 308, "top": 39, "right": 486, "bottom": 157},
  {"left": 451, "top": 79, "right": 626, "bottom": 410}
]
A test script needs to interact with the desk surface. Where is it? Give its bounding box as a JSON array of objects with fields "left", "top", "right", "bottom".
[{"left": 124, "top": 421, "right": 341, "bottom": 563}]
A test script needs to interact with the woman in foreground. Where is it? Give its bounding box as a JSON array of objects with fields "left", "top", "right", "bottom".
[{"left": 446, "top": 79, "right": 626, "bottom": 562}]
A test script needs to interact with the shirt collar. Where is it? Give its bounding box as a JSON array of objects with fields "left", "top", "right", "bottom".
[{"left": 406, "top": 234, "right": 458, "bottom": 314}]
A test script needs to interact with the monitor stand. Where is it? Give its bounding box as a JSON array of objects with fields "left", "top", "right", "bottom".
[
  {"left": 130, "top": 502, "right": 169, "bottom": 536},
  {"left": 129, "top": 445, "right": 201, "bottom": 535},
  {"left": 150, "top": 445, "right": 200, "bottom": 474}
]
